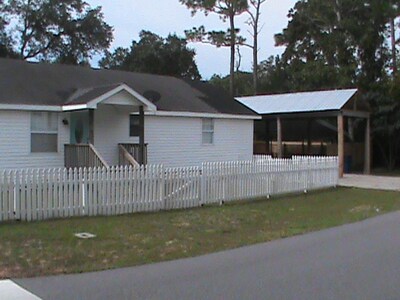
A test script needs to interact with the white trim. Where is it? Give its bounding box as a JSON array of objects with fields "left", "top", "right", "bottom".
[
  {"left": 61, "top": 104, "right": 88, "bottom": 111},
  {"left": 31, "top": 130, "right": 58, "bottom": 134},
  {"left": 134, "top": 110, "right": 260, "bottom": 120},
  {"left": 30, "top": 112, "right": 59, "bottom": 153},
  {"left": 85, "top": 84, "right": 157, "bottom": 111},
  {"left": 61, "top": 84, "right": 157, "bottom": 112},
  {"left": 0, "top": 104, "right": 61, "bottom": 111},
  {"left": 0, "top": 104, "right": 260, "bottom": 119}
]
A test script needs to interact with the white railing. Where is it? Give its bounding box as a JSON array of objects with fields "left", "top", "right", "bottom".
[{"left": 0, "top": 157, "right": 338, "bottom": 222}]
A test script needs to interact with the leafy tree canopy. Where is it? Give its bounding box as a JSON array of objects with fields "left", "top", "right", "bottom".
[
  {"left": 99, "top": 31, "right": 201, "bottom": 80},
  {"left": 180, "top": 0, "right": 248, "bottom": 18},
  {"left": 267, "top": 0, "right": 400, "bottom": 170},
  {"left": 1, "top": 0, "right": 113, "bottom": 64},
  {"left": 365, "top": 76, "right": 400, "bottom": 170},
  {"left": 180, "top": 0, "right": 248, "bottom": 95},
  {"left": 209, "top": 71, "right": 253, "bottom": 96},
  {"left": 0, "top": 0, "right": 16, "bottom": 57},
  {"left": 275, "top": 0, "right": 392, "bottom": 89}
]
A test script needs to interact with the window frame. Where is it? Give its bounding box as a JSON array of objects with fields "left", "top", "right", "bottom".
[
  {"left": 129, "top": 114, "right": 141, "bottom": 137},
  {"left": 202, "top": 118, "right": 214, "bottom": 145},
  {"left": 30, "top": 112, "right": 59, "bottom": 153}
]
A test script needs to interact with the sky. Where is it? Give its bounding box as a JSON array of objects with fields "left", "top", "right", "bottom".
[{"left": 87, "top": 0, "right": 296, "bottom": 79}]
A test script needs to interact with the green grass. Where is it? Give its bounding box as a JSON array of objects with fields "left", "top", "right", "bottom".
[{"left": 1, "top": 187, "right": 400, "bottom": 279}]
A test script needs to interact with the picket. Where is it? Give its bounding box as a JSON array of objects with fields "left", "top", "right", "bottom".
[{"left": 0, "top": 156, "right": 338, "bottom": 222}]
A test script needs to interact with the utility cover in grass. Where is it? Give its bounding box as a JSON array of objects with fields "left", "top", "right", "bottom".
[{"left": 74, "top": 232, "right": 96, "bottom": 239}]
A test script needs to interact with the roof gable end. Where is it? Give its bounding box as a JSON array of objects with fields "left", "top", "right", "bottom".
[{"left": 62, "top": 83, "right": 157, "bottom": 112}]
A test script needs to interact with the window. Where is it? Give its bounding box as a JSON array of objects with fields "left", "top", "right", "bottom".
[
  {"left": 31, "top": 112, "right": 58, "bottom": 153},
  {"left": 129, "top": 115, "right": 140, "bottom": 137},
  {"left": 202, "top": 118, "right": 214, "bottom": 144}
]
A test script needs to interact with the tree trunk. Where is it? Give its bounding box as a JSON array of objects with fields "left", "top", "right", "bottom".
[
  {"left": 229, "top": 13, "right": 235, "bottom": 96},
  {"left": 253, "top": 23, "right": 258, "bottom": 95},
  {"left": 334, "top": 0, "right": 341, "bottom": 23},
  {"left": 390, "top": 16, "right": 397, "bottom": 76}
]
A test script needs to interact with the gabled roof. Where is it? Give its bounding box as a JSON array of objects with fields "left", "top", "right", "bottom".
[
  {"left": 236, "top": 89, "right": 358, "bottom": 115},
  {"left": 65, "top": 83, "right": 123, "bottom": 105},
  {"left": 63, "top": 83, "right": 157, "bottom": 111},
  {"left": 0, "top": 58, "right": 257, "bottom": 118}
]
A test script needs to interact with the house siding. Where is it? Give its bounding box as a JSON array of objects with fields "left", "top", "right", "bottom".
[
  {"left": 0, "top": 110, "right": 69, "bottom": 170},
  {"left": 145, "top": 116, "right": 253, "bottom": 167},
  {"left": 93, "top": 105, "right": 253, "bottom": 167},
  {"left": 0, "top": 107, "right": 254, "bottom": 170}
]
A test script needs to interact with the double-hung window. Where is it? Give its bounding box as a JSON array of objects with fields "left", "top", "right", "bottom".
[
  {"left": 129, "top": 115, "right": 140, "bottom": 137},
  {"left": 31, "top": 112, "right": 58, "bottom": 153},
  {"left": 202, "top": 118, "right": 214, "bottom": 145}
]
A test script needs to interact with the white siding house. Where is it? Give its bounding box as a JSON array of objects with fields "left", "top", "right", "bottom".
[
  {"left": 0, "top": 58, "right": 259, "bottom": 170},
  {"left": 0, "top": 110, "right": 69, "bottom": 170},
  {"left": 93, "top": 104, "right": 254, "bottom": 167},
  {"left": 0, "top": 108, "right": 254, "bottom": 169},
  {"left": 145, "top": 116, "right": 253, "bottom": 167}
]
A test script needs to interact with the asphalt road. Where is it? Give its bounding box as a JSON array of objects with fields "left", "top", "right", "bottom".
[{"left": 15, "top": 211, "right": 400, "bottom": 300}]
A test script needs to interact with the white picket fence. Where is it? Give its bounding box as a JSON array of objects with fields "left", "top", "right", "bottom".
[{"left": 0, "top": 156, "right": 338, "bottom": 222}]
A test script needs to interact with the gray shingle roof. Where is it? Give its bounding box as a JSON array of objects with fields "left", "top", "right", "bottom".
[{"left": 0, "top": 58, "right": 256, "bottom": 116}]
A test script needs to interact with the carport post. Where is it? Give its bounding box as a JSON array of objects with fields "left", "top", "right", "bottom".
[
  {"left": 277, "top": 117, "right": 283, "bottom": 158},
  {"left": 337, "top": 113, "right": 344, "bottom": 178},
  {"left": 364, "top": 117, "right": 371, "bottom": 174}
]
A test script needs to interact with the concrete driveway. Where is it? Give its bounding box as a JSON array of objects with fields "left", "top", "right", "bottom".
[
  {"left": 11, "top": 211, "right": 400, "bottom": 300},
  {"left": 339, "top": 174, "right": 400, "bottom": 191}
]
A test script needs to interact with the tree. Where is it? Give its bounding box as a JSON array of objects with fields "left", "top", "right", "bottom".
[
  {"left": 180, "top": 0, "right": 248, "bottom": 95},
  {"left": 365, "top": 78, "right": 400, "bottom": 170},
  {"left": 244, "top": 0, "right": 266, "bottom": 94},
  {"left": 388, "top": 1, "right": 400, "bottom": 76},
  {"left": 99, "top": 31, "right": 201, "bottom": 80},
  {"left": 272, "top": 0, "right": 400, "bottom": 170},
  {"left": 275, "top": 0, "right": 390, "bottom": 89},
  {"left": 256, "top": 55, "right": 353, "bottom": 95},
  {"left": 0, "top": 0, "right": 15, "bottom": 57},
  {"left": 99, "top": 47, "right": 130, "bottom": 70},
  {"left": 2, "top": 0, "right": 113, "bottom": 64},
  {"left": 210, "top": 71, "right": 253, "bottom": 96}
]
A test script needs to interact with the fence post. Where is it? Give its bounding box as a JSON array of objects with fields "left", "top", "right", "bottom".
[
  {"left": 200, "top": 163, "right": 205, "bottom": 206},
  {"left": 81, "top": 167, "right": 87, "bottom": 216},
  {"left": 160, "top": 165, "right": 165, "bottom": 210}
]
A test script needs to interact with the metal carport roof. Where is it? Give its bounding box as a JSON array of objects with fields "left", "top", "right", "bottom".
[{"left": 236, "top": 89, "right": 358, "bottom": 115}]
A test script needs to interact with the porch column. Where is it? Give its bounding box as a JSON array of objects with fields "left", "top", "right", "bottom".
[
  {"left": 139, "top": 105, "right": 145, "bottom": 165},
  {"left": 364, "top": 117, "right": 371, "bottom": 174},
  {"left": 277, "top": 117, "right": 283, "bottom": 158},
  {"left": 337, "top": 113, "right": 344, "bottom": 178},
  {"left": 89, "top": 109, "right": 94, "bottom": 144}
]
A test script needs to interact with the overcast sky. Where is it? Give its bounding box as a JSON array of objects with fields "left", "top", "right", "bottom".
[{"left": 87, "top": 0, "right": 296, "bottom": 79}]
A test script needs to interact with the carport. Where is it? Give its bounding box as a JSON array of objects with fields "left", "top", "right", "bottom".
[{"left": 237, "top": 89, "right": 371, "bottom": 177}]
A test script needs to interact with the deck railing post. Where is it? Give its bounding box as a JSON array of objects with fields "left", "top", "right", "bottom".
[{"left": 139, "top": 105, "right": 145, "bottom": 165}]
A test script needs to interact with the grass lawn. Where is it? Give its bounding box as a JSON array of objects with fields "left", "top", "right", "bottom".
[{"left": 1, "top": 187, "right": 400, "bottom": 279}]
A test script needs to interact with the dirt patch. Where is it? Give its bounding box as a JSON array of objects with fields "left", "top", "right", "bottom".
[{"left": 349, "top": 205, "right": 374, "bottom": 213}]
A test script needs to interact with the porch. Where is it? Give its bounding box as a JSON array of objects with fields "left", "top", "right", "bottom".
[
  {"left": 61, "top": 83, "right": 156, "bottom": 168},
  {"left": 64, "top": 143, "right": 148, "bottom": 168}
]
